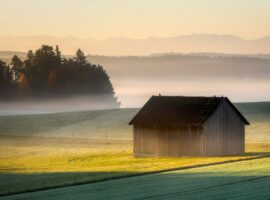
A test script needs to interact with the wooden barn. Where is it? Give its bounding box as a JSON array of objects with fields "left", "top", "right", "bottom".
[{"left": 129, "top": 96, "right": 249, "bottom": 157}]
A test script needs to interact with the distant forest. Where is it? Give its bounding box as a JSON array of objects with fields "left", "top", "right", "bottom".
[{"left": 0, "top": 45, "right": 119, "bottom": 107}]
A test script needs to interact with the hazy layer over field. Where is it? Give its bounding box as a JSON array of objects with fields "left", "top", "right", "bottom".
[
  {"left": 0, "top": 102, "right": 269, "bottom": 142},
  {"left": 1, "top": 52, "right": 270, "bottom": 107},
  {"left": 88, "top": 55, "right": 270, "bottom": 107},
  {"left": 0, "top": 95, "right": 121, "bottom": 116}
]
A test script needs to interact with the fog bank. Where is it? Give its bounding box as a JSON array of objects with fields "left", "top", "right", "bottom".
[{"left": 0, "top": 95, "right": 120, "bottom": 116}]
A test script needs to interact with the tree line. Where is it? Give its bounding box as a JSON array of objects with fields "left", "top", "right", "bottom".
[{"left": 0, "top": 45, "right": 119, "bottom": 107}]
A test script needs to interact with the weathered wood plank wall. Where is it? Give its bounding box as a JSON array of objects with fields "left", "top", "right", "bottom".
[
  {"left": 133, "top": 126, "right": 202, "bottom": 157},
  {"left": 202, "top": 100, "right": 245, "bottom": 156},
  {"left": 133, "top": 100, "right": 245, "bottom": 157}
]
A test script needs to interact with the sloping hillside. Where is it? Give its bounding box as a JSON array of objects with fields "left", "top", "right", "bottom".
[
  {"left": 235, "top": 102, "right": 270, "bottom": 142},
  {"left": 0, "top": 102, "right": 269, "bottom": 142},
  {"left": 235, "top": 102, "right": 270, "bottom": 122},
  {"left": 0, "top": 108, "right": 138, "bottom": 140}
]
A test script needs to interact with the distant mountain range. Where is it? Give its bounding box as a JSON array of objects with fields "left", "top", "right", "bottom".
[
  {"left": 1, "top": 34, "right": 270, "bottom": 56},
  {"left": 1, "top": 51, "right": 270, "bottom": 63}
]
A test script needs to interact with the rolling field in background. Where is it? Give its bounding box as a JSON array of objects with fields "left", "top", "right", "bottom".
[
  {"left": 0, "top": 108, "right": 137, "bottom": 140},
  {"left": 0, "top": 102, "right": 270, "bottom": 142},
  {"left": 0, "top": 102, "right": 269, "bottom": 198}
]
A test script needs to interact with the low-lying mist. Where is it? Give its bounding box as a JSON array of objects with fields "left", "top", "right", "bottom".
[
  {"left": 116, "top": 80, "right": 270, "bottom": 108},
  {"left": 1, "top": 53, "right": 270, "bottom": 112},
  {"left": 88, "top": 55, "right": 270, "bottom": 107},
  {"left": 0, "top": 95, "right": 120, "bottom": 116}
]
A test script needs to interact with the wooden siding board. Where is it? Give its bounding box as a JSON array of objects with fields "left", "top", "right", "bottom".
[
  {"left": 133, "top": 99, "right": 245, "bottom": 157},
  {"left": 202, "top": 100, "right": 245, "bottom": 156}
]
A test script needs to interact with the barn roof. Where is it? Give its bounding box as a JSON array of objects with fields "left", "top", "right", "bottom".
[{"left": 129, "top": 96, "right": 249, "bottom": 127}]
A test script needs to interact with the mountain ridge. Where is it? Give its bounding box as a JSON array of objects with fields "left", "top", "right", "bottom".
[{"left": 1, "top": 34, "right": 270, "bottom": 55}]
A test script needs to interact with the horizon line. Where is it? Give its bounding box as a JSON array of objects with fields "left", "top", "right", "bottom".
[{"left": 1, "top": 33, "right": 270, "bottom": 41}]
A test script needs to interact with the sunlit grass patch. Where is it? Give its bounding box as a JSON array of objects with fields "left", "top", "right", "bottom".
[{"left": 0, "top": 136, "right": 269, "bottom": 195}]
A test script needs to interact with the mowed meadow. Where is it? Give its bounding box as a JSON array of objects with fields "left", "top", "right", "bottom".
[
  {"left": 0, "top": 102, "right": 269, "bottom": 198},
  {"left": 2, "top": 157, "right": 269, "bottom": 200}
]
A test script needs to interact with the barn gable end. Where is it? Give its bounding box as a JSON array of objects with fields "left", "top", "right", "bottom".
[{"left": 202, "top": 100, "right": 245, "bottom": 156}]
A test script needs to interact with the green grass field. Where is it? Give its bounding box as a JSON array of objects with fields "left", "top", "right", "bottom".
[
  {"left": 0, "top": 108, "right": 137, "bottom": 140},
  {"left": 2, "top": 156, "right": 269, "bottom": 200},
  {"left": 235, "top": 102, "right": 270, "bottom": 142},
  {"left": 1, "top": 136, "right": 268, "bottom": 196},
  {"left": 0, "top": 102, "right": 269, "bottom": 198}
]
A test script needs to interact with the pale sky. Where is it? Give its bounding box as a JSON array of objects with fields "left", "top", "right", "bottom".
[{"left": 0, "top": 0, "right": 270, "bottom": 39}]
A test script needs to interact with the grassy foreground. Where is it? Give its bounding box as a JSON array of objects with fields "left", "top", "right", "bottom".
[
  {"left": 0, "top": 136, "right": 269, "bottom": 196},
  {"left": 2, "top": 156, "right": 270, "bottom": 200},
  {"left": 0, "top": 102, "right": 269, "bottom": 197}
]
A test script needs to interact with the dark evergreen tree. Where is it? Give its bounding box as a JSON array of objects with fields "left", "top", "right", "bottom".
[
  {"left": 74, "top": 49, "right": 87, "bottom": 66},
  {"left": 11, "top": 55, "right": 24, "bottom": 82},
  {"left": 0, "top": 45, "right": 120, "bottom": 107},
  {"left": 55, "top": 45, "right": 62, "bottom": 65},
  {"left": 24, "top": 45, "right": 61, "bottom": 95},
  {"left": 0, "top": 59, "right": 14, "bottom": 99}
]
